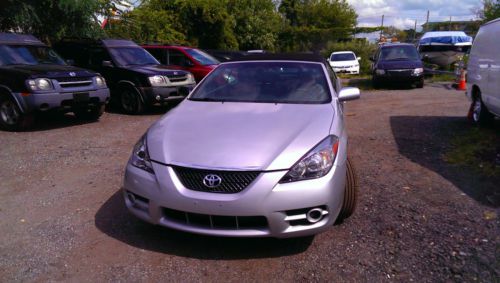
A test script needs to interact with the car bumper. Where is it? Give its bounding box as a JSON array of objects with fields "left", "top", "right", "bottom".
[
  {"left": 122, "top": 160, "right": 347, "bottom": 238},
  {"left": 373, "top": 73, "right": 423, "bottom": 83},
  {"left": 140, "top": 84, "right": 196, "bottom": 104},
  {"left": 331, "top": 66, "right": 359, "bottom": 74},
  {"left": 20, "top": 88, "right": 110, "bottom": 112}
]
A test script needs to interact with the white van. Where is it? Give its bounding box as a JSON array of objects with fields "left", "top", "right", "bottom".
[{"left": 467, "top": 18, "right": 500, "bottom": 124}]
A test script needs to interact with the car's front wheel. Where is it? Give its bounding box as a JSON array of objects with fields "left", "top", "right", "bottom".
[
  {"left": 0, "top": 95, "right": 33, "bottom": 131},
  {"left": 120, "top": 86, "right": 144, "bottom": 115},
  {"left": 338, "top": 158, "right": 358, "bottom": 221}
]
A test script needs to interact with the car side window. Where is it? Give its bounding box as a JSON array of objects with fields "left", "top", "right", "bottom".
[
  {"left": 89, "top": 48, "right": 112, "bottom": 68},
  {"left": 168, "top": 49, "right": 190, "bottom": 66},
  {"left": 147, "top": 48, "right": 165, "bottom": 64},
  {"left": 326, "top": 65, "right": 339, "bottom": 94}
]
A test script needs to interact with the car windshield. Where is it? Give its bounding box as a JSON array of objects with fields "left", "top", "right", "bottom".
[
  {"left": 380, "top": 46, "right": 420, "bottom": 61},
  {"left": 185, "top": 48, "right": 219, "bottom": 65},
  {"left": 330, "top": 53, "right": 356, "bottom": 61},
  {"left": 108, "top": 47, "right": 159, "bottom": 66},
  {"left": 0, "top": 45, "right": 65, "bottom": 66},
  {"left": 189, "top": 62, "right": 331, "bottom": 104}
]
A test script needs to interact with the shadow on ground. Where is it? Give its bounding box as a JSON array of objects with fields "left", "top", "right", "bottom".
[
  {"left": 95, "top": 190, "right": 314, "bottom": 259},
  {"left": 390, "top": 116, "right": 500, "bottom": 207}
]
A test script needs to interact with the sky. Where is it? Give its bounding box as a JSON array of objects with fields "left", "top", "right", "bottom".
[{"left": 347, "top": 0, "right": 482, "bottom": 30}]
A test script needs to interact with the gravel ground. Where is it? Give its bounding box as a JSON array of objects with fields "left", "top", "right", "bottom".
[{"left": 0, "top": 82, "right": 499, "bottom": 282}]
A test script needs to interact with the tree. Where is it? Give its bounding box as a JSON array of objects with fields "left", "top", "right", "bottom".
[
  {"left": 227, "top": 0, "right": 282, "bottom": 51},
  {"left": 479, "top": 0, "right": 500, "bottom": 22},
  {"left": 278, "top": 0, "right": 357, "bottom": 52},
  {"left": 0, "top": 0, "right": 106, "bottom": 43}
]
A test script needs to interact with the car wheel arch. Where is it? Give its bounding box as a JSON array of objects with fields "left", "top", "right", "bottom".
[{"left": 0, "top": 85, "right": 26, "bottom": 113}]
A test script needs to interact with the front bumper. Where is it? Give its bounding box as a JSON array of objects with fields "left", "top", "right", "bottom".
[
  {"left": 139, "top": 83, "right": 196, "bottom": 104},
  {"left": 122, "top": 160, "right": 347, "bottom": 238},
  {"left": 20, "top": 88, "right": 110, "bottom": 112},
  {"left": 331, "top": 66, "right": 360, "bottom": 74},
  {"left": 373, "top": 72, "right": 423, "bottom": 83}
]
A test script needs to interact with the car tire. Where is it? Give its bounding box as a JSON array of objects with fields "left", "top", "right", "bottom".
[
  {"left": 471, "top": 91, "right": 494, "bottom": 125},
  {"left": 0, "top": 95, "right": 33, "bottom": 131},
  {"left": 416, "top": 80, "right": 424, "bottom": 88},
  {"left": 372, "top": 77, "right": 381, "bottom": 89},
  {"left": 338, "top": 157, "right": 358, "bottom": 221},
  {"left": 74, "top": 104, "right": 105, "bottom": 121},
  {"left": 120, "top": 86, "right": 144, "bottom": 115}
]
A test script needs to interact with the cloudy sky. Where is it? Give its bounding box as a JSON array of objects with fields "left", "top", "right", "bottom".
[{"left": 347, "top": 0, "right": 482, "bottom": 30}]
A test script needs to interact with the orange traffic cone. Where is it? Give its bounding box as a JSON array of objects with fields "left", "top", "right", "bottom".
[{"left": 457, "top": 69, "right": 466, "bottom": 91}]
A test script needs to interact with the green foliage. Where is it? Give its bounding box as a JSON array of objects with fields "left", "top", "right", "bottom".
[
  {"left": 322, "top": 40, "right": 377, "bottom": 74},
  {"left": 0, "top": 0, "right": 105, "bottom": 43},
  {"left": 278, "top": 0, "right": 357, "bottom": 52},
  {"left": 481, "top": 0, "right": 500, "bottom": 22}
]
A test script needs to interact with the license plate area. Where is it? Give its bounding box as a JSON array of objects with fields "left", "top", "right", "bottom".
[{"left": 73, "top": 92, "right": 89, "bottom": 103}]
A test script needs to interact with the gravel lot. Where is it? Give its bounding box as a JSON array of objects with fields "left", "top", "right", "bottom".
[{"left": 1, "top": 82, "right": 499, "bottom": 282}]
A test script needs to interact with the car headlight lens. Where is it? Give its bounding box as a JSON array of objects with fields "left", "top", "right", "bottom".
[
  {"left": 413, "top": 68, "right": 424, "bottom": 75},
  {"left": 95, "top": 76, "right": 106, "bottom": 87},
  {"left": 148, "top": 75, "right": 168, "bottom": 87},
  {"left": 131, "top": 134, "right": 154, "bottom": 174},
  {"left": 27, "top": 78, "right": 53, "bottom": 91},
  {"left": 186, "top": 73, "right": 195, "bottom": 84},
  {"left": 280, "top": 135, "right": 340, "bottom": 183},
  {"left": 375, "top": 69, "right": 385, "bottom": 75}
]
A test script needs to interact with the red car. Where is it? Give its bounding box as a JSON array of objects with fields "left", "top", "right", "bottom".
[{"left": 142, "top": 45, "right": 219, "bottom": 82}]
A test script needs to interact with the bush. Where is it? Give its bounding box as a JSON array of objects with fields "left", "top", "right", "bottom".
[{"left": 322, "top": 40, "right": 377, "bottom": 74}]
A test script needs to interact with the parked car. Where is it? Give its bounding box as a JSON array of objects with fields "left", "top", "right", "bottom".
[
  {"left": 370, "top": 43, "right": 424, "bottom": 88},
  {"left": 54, "top": 39, "right": 196, "bottom": 114},
  {"left": 142, "top": 45, "right": 219, "bottom": 82},
  {"left": 0, "top": 33, "right": 109, "bottom": 131},
  {"left": 328, "top": 51, "right": 360, "bottom": 74},
  {"left": 122, "top": 54, "right": 361, "bottom": 238},
  {"left": 466, "top": 19, "right": 500, "bottom": 125},
  {"left": 203, "top": 50, "right": 249, "bottom": 62}
]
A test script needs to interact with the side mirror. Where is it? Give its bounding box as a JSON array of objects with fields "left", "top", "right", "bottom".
[
  {"left": 422, "top": 54, "right": 429, "bottom": 60},
  {"left": 65, "top": 59, "right": 75, "bottom": 65},
  {"left": 183, "top": 59, "right": 194, "bottom": 67},
  {"left": 338, "top": 87, "right": 360, "bottom": 102},
  {"left": 357, "top": 57, "right": 361, "bottom": 61},
  {"left": 369, "top": 56, "right": 375, "bottom": 62},
  {"left": 102, "top": 60, "right": 114, "bottom": 67}
]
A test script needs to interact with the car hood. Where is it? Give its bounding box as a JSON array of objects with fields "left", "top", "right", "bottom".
[
  {"left": 329, "top": 60, "right": 358, "bottom": 67},
  {"left": 2, "top": 64, "right": 97, "bottom": 79},
  {"left": 377, "top": 60, "right": 423, "bottom": 70},
  {"left": 147, "top": 101, "right": 334, "bottom": 171},
  {"left": 127, "top": 64, "right": 190, "bottom": 76}
]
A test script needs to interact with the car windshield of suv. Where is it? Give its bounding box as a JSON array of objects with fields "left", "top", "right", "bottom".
[
  {"left": 185, "top": 48, "right": 219, "bottom": 65},
  {"left": 0, "top": 45, "right": 65, "bottom": 66},
  {"left": 380, "top": 46, "right": 420, "bottom": 61},
  {"left": 108, "top": 47, "right": 159, "bottom": 66},
  {"left": 330, "top": 53, "right": 356, "bottom": 61},
  {"left": 189, "top": 62, "right": 331, "bottom": 104}
]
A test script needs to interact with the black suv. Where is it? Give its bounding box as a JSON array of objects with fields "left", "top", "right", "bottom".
[
  {"left": 54, "top": 39, "right": 196, "bottom": 114},
  {"left": 0, "top": 33, "right": 110, "bottom": 131},
  {"left": 370, "top": 43, "right": 424, "bottom": 88}
]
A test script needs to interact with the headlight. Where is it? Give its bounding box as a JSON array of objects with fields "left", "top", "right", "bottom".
[
  {"left": 375, "top": 69, "right": 385, "bottom": 75},
  {"left": 413, "top": 68, "right": 424, "bottom": 75},
  {"left": 280, "top": 135, "right": 340, "bottom": 183},
  {"left": 27, "top": 78, "right": 53, "bottom": 91},
  {"left": 95, "top": 76, "right": 106, "bottom": 87},
  {"left": 130, "top": 134, "right": 154, "bottom": 174},
  {"left": 186, "top": 73, "right": 195, "bottom": 84},
  {"left": 148, "top": 75, "right": 168, "bottom": 87}
]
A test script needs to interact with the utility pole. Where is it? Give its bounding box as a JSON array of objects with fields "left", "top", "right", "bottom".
[
  {"left": 413, "top": 20, "right": 417, "bottom": 42},
  {"left": 449, "top": 16, "right": 452, "bottom": 30},
  {"left": 425, "top": 10, "right": 430, "bottom": 32},
  {"left": 380, "top": 14, "right": 385, "bottom": 41}
]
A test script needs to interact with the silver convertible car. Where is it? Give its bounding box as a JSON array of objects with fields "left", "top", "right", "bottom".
[{"left": 123, "top": 54, "right": 360, "bottom": 238}]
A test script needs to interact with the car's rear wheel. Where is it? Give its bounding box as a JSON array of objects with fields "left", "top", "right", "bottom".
[
  {"left": 120, "top": 86, "right": 144, "bottom": 115},
  {"left": 74, "top": 104, "right": 105, "bottom": 121},
  {"left": 471, "top": 91, "right": 494, "bottom": 125},
  {"left": 338, "top": 158, "right": 358, "bottom": 221},
  {"left": 0, "top": 95, "right": 33, "bottom": 131}
]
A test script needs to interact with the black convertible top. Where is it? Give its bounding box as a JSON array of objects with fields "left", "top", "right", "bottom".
[{"left": 232, "top": 53, "right": 327, "bottom": 64}]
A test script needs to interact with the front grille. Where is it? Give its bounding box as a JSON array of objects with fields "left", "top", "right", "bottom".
[
  {"left": 56, "top": 77, "right": 93, "bottom": 88},
  {"left": 173, "top": 166, "right": 260, "bottom": 194},
  {"left": 387, "top": 69, "right": 413, "bottom": 77},
  {"left": 167, "top": 74, "right": 188, "bottom": 83},
  {"left": 163, "top": 208, "right": 268, "bottom": 230}
]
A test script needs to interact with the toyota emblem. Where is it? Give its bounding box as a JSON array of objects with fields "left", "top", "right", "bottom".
[
  {"left": 69, "top": 72, "right": 76, "bottom": 77},
  {"left": 203, "top": 174, "right": 222, "bottom": 188}
]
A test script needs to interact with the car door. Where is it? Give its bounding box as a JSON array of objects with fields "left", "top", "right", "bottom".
[
  {"left": 485, "top": 23, "right": 500, "bottom": 115},
  {"left": 88, "top": 47, "right": 118, "bottom": 90},
  {"left": 166, "top": 49, "right": 191, "bottom": 72}
]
